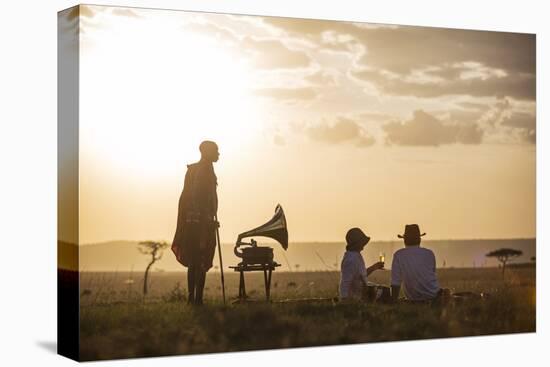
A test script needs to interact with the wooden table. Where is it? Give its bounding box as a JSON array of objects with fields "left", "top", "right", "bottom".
[{"left": 229, "top": 262, "right": 280, "bottom": 302}]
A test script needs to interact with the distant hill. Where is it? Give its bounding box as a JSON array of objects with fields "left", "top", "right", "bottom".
[
  {"left": 58, "top": 240, "right": 78, "bottom": 271},
  {"left": 77, "top": 238, "right": 536, "bottom": 272},
  {"left": 79, "top": 240, "right": 163, "bottom": 272}
]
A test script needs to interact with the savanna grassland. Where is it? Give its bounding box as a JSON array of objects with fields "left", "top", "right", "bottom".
[{"left": 78, "top": 267, "right": 535, "bottom": 361}]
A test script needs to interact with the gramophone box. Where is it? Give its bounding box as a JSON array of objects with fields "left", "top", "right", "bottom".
[{"left": 239, "top": 246, "right": 274, "bottom": 265}]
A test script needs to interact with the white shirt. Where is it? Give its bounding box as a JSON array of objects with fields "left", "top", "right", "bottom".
[
  {"left": 391, "top": 246, "right": 440, "bottom": 301},
  {"left": 339, "top": 251, "right": 368, "bottom": 300}
]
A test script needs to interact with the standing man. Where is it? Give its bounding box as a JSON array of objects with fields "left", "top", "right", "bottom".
[{"left": 172, "top": 141, "right": 219, "bottom": 305}]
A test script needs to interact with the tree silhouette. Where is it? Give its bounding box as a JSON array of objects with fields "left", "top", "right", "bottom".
[
  {"left": 138, "top": 241, "right": 169, "bottom": 296},
  {"left": 486, "top": 248, "right": 523, "bottom": 276}
]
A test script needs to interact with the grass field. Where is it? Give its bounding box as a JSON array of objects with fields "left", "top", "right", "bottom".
[{"left": 78, "top": 267, "right": 535, "bottom": 361}]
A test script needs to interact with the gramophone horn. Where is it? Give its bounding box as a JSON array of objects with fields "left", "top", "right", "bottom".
[{"left": 237, "top": 204, "right": 288, "bottom": 250}]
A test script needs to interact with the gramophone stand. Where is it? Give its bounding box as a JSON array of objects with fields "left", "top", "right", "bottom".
[{"left": 229, "top": 262, "right": 281, "bottom": 302}]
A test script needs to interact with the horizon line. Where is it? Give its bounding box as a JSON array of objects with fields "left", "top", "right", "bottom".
[
  {"left": 76, "top": 237, "right": 537, "bottom": 246},
  {"left": 75, "top": 264, "right": 536, "bottom": 273}
]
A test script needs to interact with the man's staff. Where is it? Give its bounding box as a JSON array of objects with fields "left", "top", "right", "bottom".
[{"left": 214, "top": 214, "right": 226, "bottom": 305}]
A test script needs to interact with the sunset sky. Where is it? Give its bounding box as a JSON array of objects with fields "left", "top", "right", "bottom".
[{"left": 61, "top": 5, "right": 535, "bottom": 245}]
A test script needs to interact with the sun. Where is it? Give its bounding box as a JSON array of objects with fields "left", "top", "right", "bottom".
[{"left": 79, "top": 10, "right": 259, "bottom": 178}]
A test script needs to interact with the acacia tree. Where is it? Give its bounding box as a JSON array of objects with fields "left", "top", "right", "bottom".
[
  {"left": 138, "top": 241, "right": 169, "bottom": 295},
  {"left": 486, "top": 248, "right": 523, "bottom": 276}
]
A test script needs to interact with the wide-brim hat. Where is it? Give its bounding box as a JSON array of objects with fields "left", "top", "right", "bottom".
[
  {"left": 346, "top": 227, "right": 371, "bottom": 250},
  {"left": 397, "top": 224, "right": 426, "bottom": 239}
]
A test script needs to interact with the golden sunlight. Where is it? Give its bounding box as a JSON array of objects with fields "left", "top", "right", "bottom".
[{"left": 80, "top": 12, "right": 258, "bottom": 177}]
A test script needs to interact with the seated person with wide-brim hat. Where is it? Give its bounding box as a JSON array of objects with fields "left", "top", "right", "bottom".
[
  {"left": 339, "top": 227, "right": 384, "bottom": 301},
  {"left": 391, "top": 224, "right": 440, "bottom": 302}
]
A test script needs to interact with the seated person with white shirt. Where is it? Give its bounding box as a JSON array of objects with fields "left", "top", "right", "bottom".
[
  {"left": 391, "top": 224, "right": 440, "bottom": 302},
  {"left": 339, "top": 227, "right": 384, "bottom": 301}
]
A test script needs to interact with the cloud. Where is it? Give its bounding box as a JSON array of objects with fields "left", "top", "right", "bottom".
[
  {"left": 357, "top": 111, "right": 394, "bottom": 124},
  {"left": 186, "top": 20, "right": 311, "bottom": 70},
  {"left": 273, "top": 134, "right": 286, "bottom": 146},
  {"left": 263, "top": 17, "right": 535, "bottom": 100},
  {"left": 186, "top": 21, "right": 238, "bottom": 43},
  {"left": 351, "top": 66, "right": 535, "bottom": 100},
  {"left": 263, "top": 18, "right": 534, "bottom": 73},
  {"left": 262, "top": 17, "right": 333, "bottom": 37},
  {"left": 501, "top": 112, "right": 535, "bottom": 130},
  {"left": 304, "top": 70, "right": 337, "bottom": 86},
  {"left": 478, "top": 98, "right": 511, "bottom": 126},
  {"left": 261, "top": 17, "right": 368, "bottom": 58},
  {"left": 111, "top": 7, "right": 142, "bottom": 18},
  {"left": 382, "top": 110, "right": 483, "bottom": 146},
  {"left": 501, "top": 112, "right": 536, "bottom": 144},
  {"left": 456, "top": 101, "right": 490, "bottom": 111},
  {"left": 253, "top": 87, "right": 317, "bottom": 101},
  {"left": 355, "top": 135, "right": 377, "bottom": 147},
  {"left": 305, "top": 117, "right": 375, "bottom": 147},
  {"left": 241, "top": 36, "right": 311, "bottom": 69},
  {"left": 455, "top": 123, "right": 484, "bottom": 145},
  {"left": 468, "top": 98, "right": 536, "bottom": 144},
  {"left": 354, "top": 28, "right": 535, "bottom": 78}
]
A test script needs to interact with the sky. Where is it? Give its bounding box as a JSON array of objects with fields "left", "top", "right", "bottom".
[{"left": 59, "top": 5, "right": 535, "bottom": 245}]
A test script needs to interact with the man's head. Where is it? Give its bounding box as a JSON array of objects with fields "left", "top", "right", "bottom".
[
  {"left": 397, "top": 224, "right": 426, "bottom": 247},
  {"left": 345, "top": 227, "right": 370, "bottom": 252},
  {"left": 199, "top": 140, "right": 219, "bottom": 162}
]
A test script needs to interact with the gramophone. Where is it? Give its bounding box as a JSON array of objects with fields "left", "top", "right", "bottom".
[{"left": 234, "top": 204, "right": 288, "bottom": 265}]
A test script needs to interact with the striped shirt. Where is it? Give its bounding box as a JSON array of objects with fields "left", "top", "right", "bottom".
[{"left": 391, "top": 246, "right": 440, "bottom": 301}]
